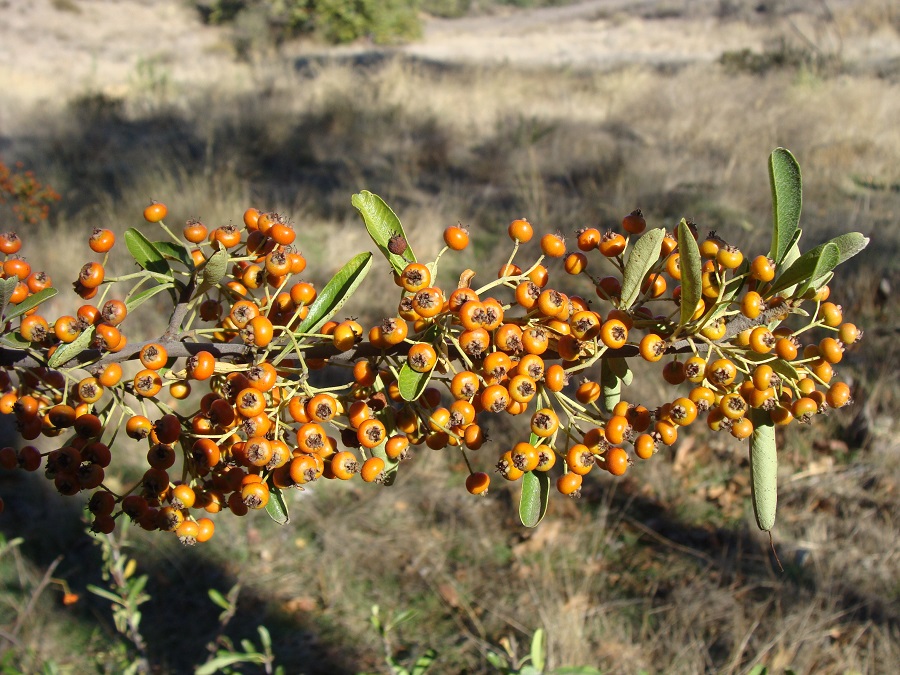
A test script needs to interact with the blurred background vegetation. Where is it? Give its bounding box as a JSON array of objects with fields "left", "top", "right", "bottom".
[{"left": 1, "top": 0, "right": 899, "bottom": 672}]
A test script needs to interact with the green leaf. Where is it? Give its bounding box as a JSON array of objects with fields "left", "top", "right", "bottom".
[
  {"left": 257, "top": 625, "right": 272, "bottom": 651},
  {"left": 519, "top": 470, "right": 550, "bottom": 528},
  {"left": 48, "top": 325, "right": 95, "bottom": 368},
  {"left": 153, "top": 240, "right": 195, "bottom": 271},
  {"left": 769, "top": 241, "right": 841, "bottom": 296},
  {"left": 411, "top": 649, "right": 437, "bottom": 675},
  {"left": 796, "top": 241, "right": 840, "bottom": 296},
  {"left": 126, "top": 283, "right": 174, "bottom": 313},
  {"left": 530, "top": 628, "right": 546, "bottom": 672},
  {"left": 86, "top": 584, "right": 125, "bottom": 606},
  {"left": 196, "top": 654, "right": 266, "bottom": 675},
  {"left": 351, "top": 191, "right": 417, "bottom": 275},
  {"left": 2, "top": 287, "right": 57, "bottom": 322},
  {"left": 124, "top": 228, "right": 171, "bottom": 277},
  {"left": 296, "top": 252, "right": 373, "bottom": 335},
  {"left": 0, "top": 276, "right": 19, "bottom": 319},
  {"left": 2, "top": 332, "right": 32, "bottom": 349},
  {"left": 749, "top": 409, "right": 778, "bottom": 532},
  {"left": 200, "top": 248, "right": 229, "bottom": 289},
  {"left": 768, "top": 147, "right": 803, "bottom": 265},
  {"left": 803, "top": 232, "right": 869, "bottom": 285},
  {"left": 208, "top": 589, "right": 231, "bottom": 611},
  {"left": 605, "top": 356, "right": 633, "bottom": 385},
  {"left": 676, "top": 219, "right": 702, "bottom": 326},
  {"left": 265, "top": 486, "right": 289, "bottom": 525},
  {"left": 398, "top": 362, "right": 431, "bottom": 402},
  {"left": 620, "top": 227, "right": 666, "bottom": 309},
  {"left": 601, "top": 358, "right": 622, "bottom": 413}
]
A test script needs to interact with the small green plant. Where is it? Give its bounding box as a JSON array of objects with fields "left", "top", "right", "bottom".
[
  {"left": 358, "top": 604, "right": 437, "bottom": 675},
  {"left": 198, "top": 584, "right": 284, "bottom": 675},
  {"left": 86, "top": 522, "right": 151, "bottom": 674},
  {"left": 485, "top": 628, "right": 602, "bottom": 675}
]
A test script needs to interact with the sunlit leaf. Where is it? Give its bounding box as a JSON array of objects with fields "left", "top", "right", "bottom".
[
  {"left": 676, "top": 219, "right": 702, "bottom": 326},
  {"left": 207, "top": 589, "right": 231, "bottom": 611},
  {"left": 749, "top": 409, "right": 777, "bottom": 532},
  {"left": 264, "top": 486, "right": 289, "bottom": 525},
  {"left": 796, "top": 241, "right": 840, "bottom": 296},
  {"left": 153, "top": 240, "right": 195, "bottom": 271},
  {"left": 768, "top": 147, "right": 802, "bottom": 265},
  {"left": 124, "top": 228, "right": 171, "bottom": 277},
  {"left": 48, "top": 326, "right": 95, "bottom": 368},
  {"left": 769, "top": 241, "right": 840, "bottom": 295},
  {"left": 296, "top": 253, "right": 372, "bottom": 335},
  {"left": 0, "top": 276, "right": 19, "bottom": 319},
  {"left": 620, "top": 227, "right": 666, "bottom": 309},
  {"left": 125, "top": 283, "right": 174, "bottom": 313},
  {"left": 398, "top": 362, "right": 431, "bottom": 402},
  {"left": 519, "top": 470, "right": 550, "bottom": 528},
  {"left": 2, "top": 287, "right": 57, "bottom": 322},
  {"left": 352, "top": 191, "right": 417, "bottom": 275}
]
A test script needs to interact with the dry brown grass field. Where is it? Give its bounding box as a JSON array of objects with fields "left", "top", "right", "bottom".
[{"left": 1, "top": 0, "right": 899, "bottom": 673}]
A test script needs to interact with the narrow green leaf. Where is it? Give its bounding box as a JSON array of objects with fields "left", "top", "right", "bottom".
[
  {"left": 796, "top": 241, "right": 840, "bottom": 296},
  {"left": 124, "top": 228, "right": 171, "bottom": 277},
  {"left": 676, "top": 219, "right": 702, "bottom": 326},
  {"left": 153, "top": 240, "right": 195, "bottom": 271},
  {"left": 398, "top": 362, "right": 432, "bottom": 402},
  {"left": 2, "top": 287, "right": 57, "bottom": 322},
  {"left": 265, "top": 486, "right": 289, "bottom": 525},
  {"left": 768, "top": 148, "right": 803, "bottom": 265},
  {"left": 530, "top": 628, "right": 546, "bottom": 672},
  {"left": 296, "top": 252, "right": 373, "bottom": 335},
  {"left": 257, "top": 625, "right": 272, "bottom": 651},
  {"left": 207, "top": 589, "right": 231, "bottom": 611},
  {"left": 48, "top": 326, "right": 95, "bottom": 368},
  {"left": 2, "top": 332, "right": 32, "bottom": 349},
  {"left": 86, "top": 584, "right": 125, "bottom": 606},
  {"left": 352, "top": 191, "right": 417, "bottom": 275},
  {"left": 749, "top": 409, "right": 777, "bottom": 532},
  {"left": 196, "top": 654, "right": 266, "bottom": 675},
  {"left": 769, "top": 241, "right": 840, "bottom": 295},
  {"left": 125, "top": 283, "right": 174, "bottom": 313},
  {"left": 519, "top": 470, "right": 550, "bottom": 528},
  {"left": 815, "top": 231, "right": 869, "bottom": 265},
  {"left": 620, "top": 227, "right": 666, "bottom": 309},
  {"left": 126, "top": 575, "right": 149, "bottom": 603},
  {"left": 0, "top": 276, "right": 19, "bottom": 318},
  {"left": 411, "top": 650, "right": 437, "bottom": 675}
]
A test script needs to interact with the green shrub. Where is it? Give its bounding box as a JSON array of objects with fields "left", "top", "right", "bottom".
[{"left": 197, "top": 0, "right": 421, "bottom": 45}]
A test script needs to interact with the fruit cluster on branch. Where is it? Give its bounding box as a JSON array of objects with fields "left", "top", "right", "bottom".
[{"left": 0, "top": 149, "right": 867, "bottom": 541}]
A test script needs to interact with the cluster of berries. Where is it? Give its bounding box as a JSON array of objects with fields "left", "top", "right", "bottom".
[{"left": 0, "top": 189, "right": 862, "bottom": 540}]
